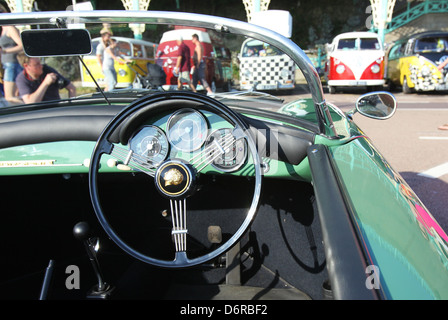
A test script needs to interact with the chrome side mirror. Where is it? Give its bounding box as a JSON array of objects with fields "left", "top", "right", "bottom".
[{"left": 351, "top": 91, "right": 397, "bottom": 120}]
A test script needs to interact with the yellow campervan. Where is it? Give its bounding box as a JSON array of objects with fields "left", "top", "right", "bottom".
[
  {"left": 80, "top": 36, "right": 158, "bottom": 88},
  {"left": 386, "top": 31, "right": 448, "bottom": 93}
]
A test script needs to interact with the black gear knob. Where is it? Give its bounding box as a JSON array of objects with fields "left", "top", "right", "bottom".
[{"left": 72, "top": 221, "right": 113, "bottom": 298}]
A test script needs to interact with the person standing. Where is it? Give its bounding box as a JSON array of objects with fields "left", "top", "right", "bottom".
[
  {"left": 191, "top": 33, "right": 213, "bottom": 95},
  {"left": 96, "top": 27, "right": 113, "bottom": 91},
  {"left": 0, "top": 4, "right": 23, "bottom": 104},
  {"left": 102, "top": 38, "right": 129, "bottom": 91},
  {"left": 96, "top": 27, "right": 112, "bottom": 71},
  {"left": 174, "top": 35, "right": 196, "bottom": 92}
]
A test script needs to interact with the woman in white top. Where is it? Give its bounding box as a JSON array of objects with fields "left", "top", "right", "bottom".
[{"left": 102, "top": 38, "right": 129, "bottom": 91}]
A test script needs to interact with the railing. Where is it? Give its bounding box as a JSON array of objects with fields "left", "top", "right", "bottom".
[
  {"left": 386, "top": 0, "right": 448, "bottom": 34},
  {"left": 304, "top": 48, "right": 326, "bottom": 71}
]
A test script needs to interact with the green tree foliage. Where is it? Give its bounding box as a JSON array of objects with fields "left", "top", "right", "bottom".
[
  {"left": 44, "top": 56, "right": 80, "bottom": 81},
  {"left": 28, "top": 0, "right": 371, "bottom": 48}
]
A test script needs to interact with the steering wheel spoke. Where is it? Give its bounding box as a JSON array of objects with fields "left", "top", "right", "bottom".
[
  {"left": 110, "top": 144, "right": 157, "bottom": 177},
  {"left": 170, "top": 198, "right": 188, "bottom": 252},
  {"left": 189, "top": 127, "right": 243, "bottom": 173}
]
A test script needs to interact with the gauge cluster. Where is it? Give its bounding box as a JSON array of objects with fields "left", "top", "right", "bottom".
[
  {"left": 205, "top": 128, "right": 247, "bottom": 172},
  {"left": 129, "top": 126, "right": 169, "bottom": 167},
  {"left": 127, "top": 108, "right": 247, "bottom": 173},
  {"left": 166, "top": 109, "right": 208, "bottom": 152}
]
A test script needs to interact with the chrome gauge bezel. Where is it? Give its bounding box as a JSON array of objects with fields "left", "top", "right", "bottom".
[
  {"left": 205, "top": 128, "right": 247, "bottom": 172},
  {"left": 129, "top": 125, "right": 169, "bottom": 167},
  {"left": 166, "top": 108, "right": 208, "bottom": 152}
]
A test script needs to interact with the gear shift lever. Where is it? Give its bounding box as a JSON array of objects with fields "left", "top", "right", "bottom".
[{"left": 73, "top": 221, "right": 113, "bottom": 299}]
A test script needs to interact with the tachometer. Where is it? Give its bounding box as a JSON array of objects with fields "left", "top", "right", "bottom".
[
  {"left": 205, "top": 128, "right": 247, "bottom": 172},
  {"left": 167, "top": 109, "right": 208, "bottom": 152},
  {"left": 129, "top": 126, "right": 169, "bottom": 167}
]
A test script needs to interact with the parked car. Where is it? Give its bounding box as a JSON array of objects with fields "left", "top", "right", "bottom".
[
  {"left": 1, "top": 10, "right": 447, "bottom": 301},
  {"left": 238, "top": 38, "right": 296, "bottom": 91},
  {"left": 326, "top": 31, "right": 385, "bottom": 93},
  {"left": 239, "top": 10, "right": 296, "bottom": 92},
  {"left": 80, "top": 36, "right": 158, "bottom": 89},
  {"left": 157, "top": 28, "right": 233, "bottom": 91},
  {"left": 385, "top": 31, "right": 448, "bottom": 93}
]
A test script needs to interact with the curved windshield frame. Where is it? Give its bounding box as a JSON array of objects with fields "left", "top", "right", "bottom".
[{"left": 0, "top": 10, "right": 333, "bottom": 136}]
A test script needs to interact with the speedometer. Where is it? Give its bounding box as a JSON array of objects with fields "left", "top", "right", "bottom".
[
  {"left": 205, "top": 128, "right": 247, "bottom": 172},
  {"left": 167, "top": 109, "right": 208, "bottom": 152},
  {"left": 129, "top": 126, "right": 169, "bottom": 167}
]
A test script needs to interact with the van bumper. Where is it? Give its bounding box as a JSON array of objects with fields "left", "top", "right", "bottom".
[
  {"left": 328, "top": 79, "right": 385, "bottom": 86},
  {"left": 240, "top": 81, "right": 295, "bottom": 91}
]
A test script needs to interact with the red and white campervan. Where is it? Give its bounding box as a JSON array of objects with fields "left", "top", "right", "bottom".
[
  {"left": 156, "top": 27, "right": 232, "bottom": 91},
  {"left": 326, "top": 31, "right": 385, "bottom": 93}
]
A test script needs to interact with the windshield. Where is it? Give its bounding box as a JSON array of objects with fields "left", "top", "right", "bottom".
[
  {"left": 337, "top": 37, "right": 380, "bottom": 50},
  {"left": 0, "top": 11, "right": 320, "bottom": 128},
  {"left": 241, "top": 39, "right": 283, "bottom": 57},
  {"left": 415, "top": 36, "right": 448, "bottom": 53}
]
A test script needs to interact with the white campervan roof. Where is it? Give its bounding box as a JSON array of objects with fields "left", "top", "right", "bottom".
[
  {"left": 159, "top": 29, "right": 211, "bottom": 43},
  {"left": 333, "top": 31, "right": 380, "bottom": 41},
  {"left": 331, "top": 32, "right": 382, "bottom": 48}
]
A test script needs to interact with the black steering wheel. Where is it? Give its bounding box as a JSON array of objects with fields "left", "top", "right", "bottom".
[{"left": 89, "top": 92, "right": 262, "bottom": 268}]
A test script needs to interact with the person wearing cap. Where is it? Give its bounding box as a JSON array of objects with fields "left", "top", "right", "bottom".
[
  {"left": 96, "top": 28, "right": 113, "bottom": 72},
  {"left": 174, "top": 35, "right": 196, "bottom": 91}
]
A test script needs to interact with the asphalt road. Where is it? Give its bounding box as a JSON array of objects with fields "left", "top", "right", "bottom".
[
  {"left": 283, "top": 87, "right": 448, "bottom": 231},
  {"left": 330, "top": 90, "right": 448, "bottom": 231}
]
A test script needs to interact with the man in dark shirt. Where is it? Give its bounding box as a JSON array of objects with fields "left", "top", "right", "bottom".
[
  {"left": 174, "top": 35, "right": 196, "bottom": 91},
  {"left": 16, "top": 56, "right": 76, "bottom": 103}
]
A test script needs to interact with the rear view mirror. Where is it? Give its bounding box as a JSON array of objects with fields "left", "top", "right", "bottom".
[
  {"left": 21, "top": 29, "right": 92, "bottom": 57},
  {"left": 355, "top": 92, "right": 397, "bottom": 120}
]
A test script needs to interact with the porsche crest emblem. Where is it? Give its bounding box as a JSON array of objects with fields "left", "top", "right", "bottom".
[
  {"left": 155, "top": 161, "right": 195, "bottom": 198},
  {"left": 163, "top": 168, "right": 184, "bottom": 186}
]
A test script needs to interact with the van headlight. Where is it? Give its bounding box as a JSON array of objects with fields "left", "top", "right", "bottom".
[
  {"left": 118, "top": 69, "right": 127, "bottom": 77},
  {"left": 421, "top": 65, "right": 430, "bottom": 77},
  {"left": 336, "top": 65, "right": 345, "bottom": 74},
  {"left": 243, "top": 69, "right": 252, "bottom": 79},
  {"left": 280, "top": 68, "right": 289, "bottom": 80},
  {"left": 371, "top": 64, "right": 380, "bottom": 74}
]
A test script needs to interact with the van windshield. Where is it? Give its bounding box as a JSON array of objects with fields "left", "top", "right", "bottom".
[
  {"left": 360, "top": 38, "right": 380, "bottom": 50},
  {"left": 242, "top": 39, "right": 282, "bottom": 57},
  {"left": 337, "top": 37, "right": 380, "bottom": 50},
  {"left": 337, "top": 38, "right": 356, "bottom": 50},
  {"left": 415, "top": 37, "right": 448, "bottom": 53}
]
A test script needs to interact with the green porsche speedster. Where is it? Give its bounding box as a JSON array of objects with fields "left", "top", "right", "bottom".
[{"left": 0, "top": 10, "right": 446, "bottom": 301}]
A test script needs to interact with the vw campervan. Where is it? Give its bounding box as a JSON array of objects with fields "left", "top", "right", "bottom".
[{"left": 326, "top": 32, "right": 385, "bottom": 93}]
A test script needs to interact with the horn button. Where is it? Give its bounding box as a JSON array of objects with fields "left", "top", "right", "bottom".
[{"left": 155, "top": 160, "right": 196, "bottom": 199}]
